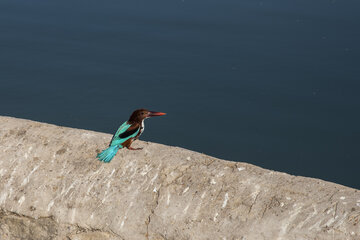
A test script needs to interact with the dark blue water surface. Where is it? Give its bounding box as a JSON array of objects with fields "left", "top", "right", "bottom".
[{"left": 1, "top": 0, "right": 359, "bottom": 188}]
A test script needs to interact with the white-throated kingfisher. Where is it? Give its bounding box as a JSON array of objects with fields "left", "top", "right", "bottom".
[{"left": 97, "top": 109, "right": 166, "bottom": 163}]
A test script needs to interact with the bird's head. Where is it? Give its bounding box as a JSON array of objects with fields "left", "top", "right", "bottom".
[{"left": 128, "top": 109, "right": 166, "bottom": 123}]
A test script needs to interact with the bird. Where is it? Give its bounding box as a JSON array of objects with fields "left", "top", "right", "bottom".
[{"left": 97, "top": 109, "right": 166, "bottom": 163}]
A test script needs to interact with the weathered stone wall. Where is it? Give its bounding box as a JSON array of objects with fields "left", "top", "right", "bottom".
[{"left": 0, "top": 116, "right": 359, "bottom": 240}]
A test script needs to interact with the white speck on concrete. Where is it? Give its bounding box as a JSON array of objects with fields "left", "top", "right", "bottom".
[
  {"left": 308, "top": 219, "right": 322, "bottom": 231},
  {"left": 210, "top": 179, "right": 216, "bottom": 185},
  {"left": 24, "top": 147, "right": 32, "bottom": 159},
  {"left": 150, "top": 173, "right": 158, "bottom": 185},
  {"left": 167, "top": 192, "right": 171, "bottom": 206},
  {"left": 323, "top": 217, "right": 336, "bottom": 227},
  {"left": 71, "top": 208, "right": 76, "bottom": 223},
  {"left": 140, "top": 165, "right": 152, "bottom": 176},
  {"left": 237, "top": 167, "right": 245, "bottom": 171},
  {"left": 90, "top": 213, "right": 94, "bottom": 219},
  {"left": 86, "top": 182, "right": 96, "bottom": 195},
  {"left": 357, "top": 203, "right": 360, "bottom": 207},
  {"left": 119, "top": 200, "right": 134, "bottom": 229},
  {"left": 186, "top": 156, "right": 191, "bottom": 160},
  {"left": 18, "top": 196, "right": 25, "bottom": 205},
  {"left": 47, "top": 200, "right": 54, "bottom": 211},
  {"left": 182, "top": 187, "right": 189, "bottom": 194},
  {"left": 51, "top": 153, "right": 56, "bottom": 163},
  {"left": 286, "top": 196, "right": 291, "bottom": 200},
  {"left": 153, "top": 187, "right": 157, "bottom": 193},
  {"left": 333, "top": 213, "right": 348, "bottom": 228},
  {"left": 201, "top": 191, "right": 206, "bottom": 199},
  {"left": 351, "top": 232, "right": 355, "bottom": 236},
  {"left": 183, "top": 204, "right": 190, "bottom": 214},
  {"left": 108, "top": 168, "right": 116, "bottom": 178},
  {"left": 213, "top": 212, "right": 218, "bottom": 222},
  {"left": 297, "top": 204, "right": 318, "bottom": 229},
  {"left": 91, "top": 166, "right": 104, "bottom": 179},
  {"left": 61, "top": 181, "right": 76, "bottom": 196},
  {"left": 21, "top": 165, "right": 40, "bottom": 186},
  {"left": 222, "top": 193, "right": 229, "bottom": 208},
  {"left": 280, "top": 202, "right": 284, "bottom": 207},
  {"left": 340, "top": 196, "right": 345, "bottom": 200}
]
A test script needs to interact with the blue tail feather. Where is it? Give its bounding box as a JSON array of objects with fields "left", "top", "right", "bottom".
[{"left": 97, "top": 145, "right": 120, "bottom": 163}]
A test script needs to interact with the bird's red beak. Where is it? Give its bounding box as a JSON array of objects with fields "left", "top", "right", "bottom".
[{"left": 148, "top": 111, "right": 166, "bottom": 117}]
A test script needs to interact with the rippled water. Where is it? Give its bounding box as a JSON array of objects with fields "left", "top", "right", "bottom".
[{"left": 1, "top": 0, "right": 359, "bottom": 188}]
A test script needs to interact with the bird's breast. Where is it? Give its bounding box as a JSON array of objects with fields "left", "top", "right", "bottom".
[{"left": 139, "top": 121, "right": 145, "bottom": 136}]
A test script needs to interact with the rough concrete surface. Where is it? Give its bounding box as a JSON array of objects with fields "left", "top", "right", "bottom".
[{"left": 0, "top": 116, "right": 359, "bottom": 240}]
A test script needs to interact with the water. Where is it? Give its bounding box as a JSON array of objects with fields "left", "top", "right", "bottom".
[{"left": 1, "top": 0, "right": 359, "bottom": 189}]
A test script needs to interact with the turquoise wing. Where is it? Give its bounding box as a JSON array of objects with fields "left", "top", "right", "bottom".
[{"left": 109, "top": 121, "right": 140, "bottom": 147}]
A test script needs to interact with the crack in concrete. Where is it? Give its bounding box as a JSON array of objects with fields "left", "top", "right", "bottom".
[
  {"left": 248, "top": 192, "right": 260, "bottom": 214},
  {"left": 145, "top": 187, "right": 161, "bottom": 240},
  {"left": 0, "top": 208, "right": 55, "bottom": 221},
  {"left": 333, "top": 202, "right": 338, "bottom": 220}
]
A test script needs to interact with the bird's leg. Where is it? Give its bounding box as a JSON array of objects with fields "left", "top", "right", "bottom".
[{"left": 125, "top": 140, "right": 143, "bottom": 150}]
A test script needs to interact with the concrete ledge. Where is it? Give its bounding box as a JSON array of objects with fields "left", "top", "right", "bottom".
[{"left": 0, "top": 116, "right": 359, "bottom": 240}]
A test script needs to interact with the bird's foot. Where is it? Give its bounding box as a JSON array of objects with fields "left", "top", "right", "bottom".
[{"left": 128, "top": 147, "right": 143, "bottom": 150}]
